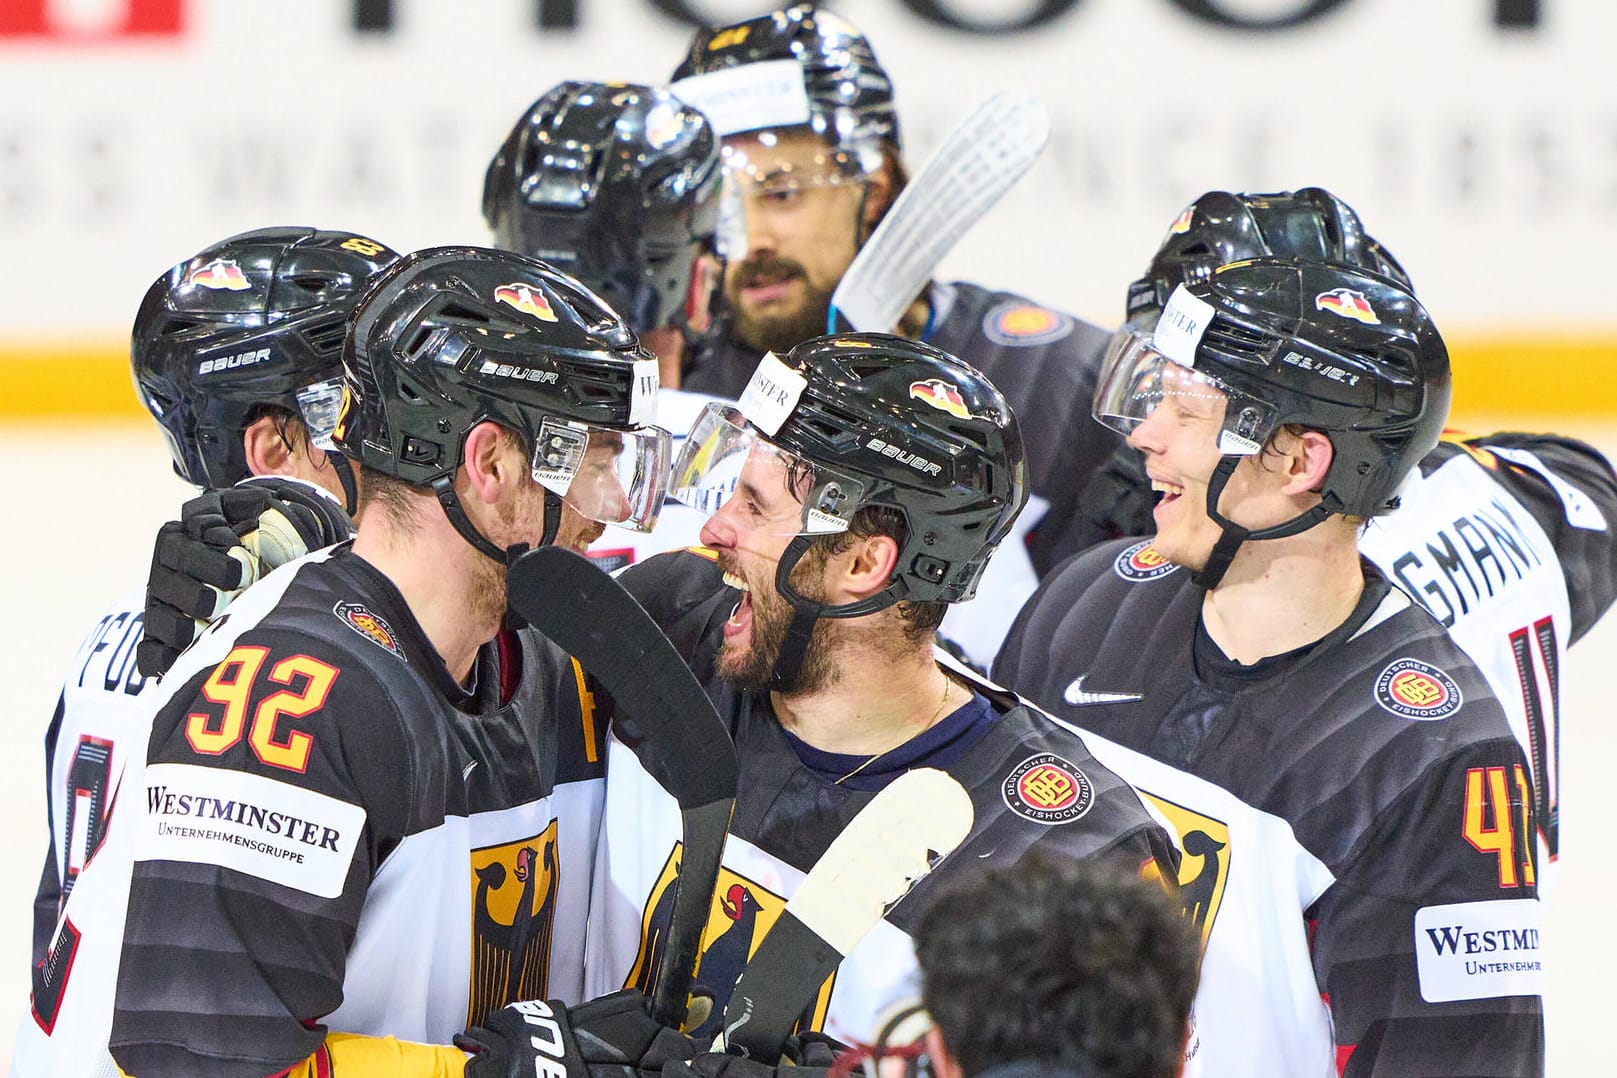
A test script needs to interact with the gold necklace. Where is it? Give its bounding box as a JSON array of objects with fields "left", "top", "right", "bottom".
[{"left": 833, "top": 677, "right": 954, "bottom": 786}]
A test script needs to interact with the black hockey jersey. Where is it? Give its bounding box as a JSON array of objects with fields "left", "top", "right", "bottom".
[
  {"left": 994, "top": 541, "right": 1544, "bottom": 1077},
  {"left": 583, "top": 549, "right": 1175, "bottom": 1047},
  {"left": 17, "top": 545, "right": 606, "bottom": 1078},
  {"left": 682, "top": 281, "right": 1121, "bottom": 575}
]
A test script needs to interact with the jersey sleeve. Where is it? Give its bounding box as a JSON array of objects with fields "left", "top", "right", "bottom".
[
  {"left": 1309, "top": 736, "right": 1544, "bottom": 1076},
  {"left": 108, "top": 628, "right": 417, "bottom": 1078},
  {"left": 32, "top": 693, "right": 67, "bottom": 971},
  {"left": 1467, "top": 431, "right": 1617, "bottom": 642},
  {"left": 991, "top": 542, "right": 1112, "bottom": 696}
]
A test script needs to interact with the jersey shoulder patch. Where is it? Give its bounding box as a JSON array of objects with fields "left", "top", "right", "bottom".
[
  {"left": 333, "top": 600, "right": 406, "bottom": 661},
  {"left": 982, "top": 299, "right": 1076, "bottom": 347},
  {"left": 1373, "top": 658, "right": 1463, "bottom": 720},
  {"left": 1113, "top": 539, "right": 1180, "bottom": 582},
  {"left": 135, "top": 762, "right": 366, "bottom": 898},
  {"left": 1000, "top": 752, "right": 1095, "bottom": 824}
]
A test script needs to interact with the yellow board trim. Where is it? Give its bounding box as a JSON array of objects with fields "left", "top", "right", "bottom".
[{"left": 5, "top": 335, "right": 1617, "bottom": 421}]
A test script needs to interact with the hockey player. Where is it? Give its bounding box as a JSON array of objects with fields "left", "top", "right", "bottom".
[
  {"left": 477, "top": 78, "right": 1018, "bottom": 666},
  {"left": 667, "top": 4, "right": 1122, "bottom": 577},
  {"left": 28, "top": 226, "right": 395, "bottom": 973},
  {"left": 131, "top": 82, "right": 728, "bottom": 680},
  {"left": 1082, "top": 188, "right": 1617, "bottom": 881},
  {"left": 994, "top": 258, "right": 1545, "bottom": 1075},
  {"left": 482, "top": 79, "right": 725, "bottom": 394},
  {"left": 15, "top": 248, "right": 676, "bottom": 1077},
  {"left": 483, "top": 79, "right": 728, "bottom": 572},
  {"left": 584, "top": 333, "right": 1177, "bottom": 1048}
]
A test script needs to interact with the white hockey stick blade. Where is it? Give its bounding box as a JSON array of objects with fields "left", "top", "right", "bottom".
[
  {"left": 715, "top": 768, "right": 974, "bottom": 1058},
  {"left": 830, "top": 93, "right": 1050, "bottom": 334},
  {"left": 792, "top": 767, "right": 973, "bottom": 953}
]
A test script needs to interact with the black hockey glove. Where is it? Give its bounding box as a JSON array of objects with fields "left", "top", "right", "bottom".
[
  {"left": 457, "top": 990, "right": 706, "bottom": 1078},
  {"left": 137, "top": 477, "right": 353, "bottom": 678},
  {"left": 663, "top": 1033, "right": 845, "bottom": 1078},
  {"left": 1065, "top": 441, "right": 1157, "bottom": 552}
]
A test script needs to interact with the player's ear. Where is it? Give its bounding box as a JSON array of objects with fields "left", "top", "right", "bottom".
[
  {"left": 242, "top": 412, "right": 295, "bottom": 477},
  {"left": 837, "top": 531, "right": 899, "bottom": 602},
  {"left": 1286, "top": 428, "right": 1335, "bottom": 497},
  {"left": 859, "top": 147, "right": 903, "bottom": 236},
  {"left": 460, "top": 421, "right": 519, "bottom": 505}
]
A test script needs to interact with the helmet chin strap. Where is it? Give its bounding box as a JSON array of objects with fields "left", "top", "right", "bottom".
[
  {"left": 430, "top": 477, "right": 566, "bottom": 630},
  {"left": 325, "top": 450, "right": 360, "bottom": 517},
  {"left": 766, "top": 533, "right": 908, "bottom": 692},
  {"left": 1191, "top": 456, "right": 1334, "bottom": 590},
  {"left": 429, "top": 476, "right": 565, "bottom": 562}
]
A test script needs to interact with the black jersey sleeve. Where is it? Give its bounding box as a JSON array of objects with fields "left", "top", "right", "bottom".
[
  {"left": 108, "top": 629, "right": 417, "bottom": 1078},
  {"left": 1468, "top": 432, "right": 1617, "bottom": 642},
  {"left": 1309, "top": 736, "right": 1544, "bottom": 1077},
  {"left": 618, "top": 548, "right": 736, "bottom": 674},
  {"left": 991, "top": 541, "right": 1116, "bottom": 696}
]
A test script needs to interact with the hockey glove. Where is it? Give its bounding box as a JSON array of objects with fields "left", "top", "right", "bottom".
[
  {"left": 137, "top": 477, "right": 353, "bottom": 677},
  {"left": 663, "top": 1034, "right": 845, "bottom": 1078},
  {"left": 1066, "top": 441, "right": 1157, "bottom": 551},
  {"left": 457, "top": 990, "right": 706, "bottom": 1078}
]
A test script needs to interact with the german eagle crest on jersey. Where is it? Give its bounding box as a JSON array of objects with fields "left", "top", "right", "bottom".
[{"left": 624, "top": 842, "right": 835, "bottom": 1040}]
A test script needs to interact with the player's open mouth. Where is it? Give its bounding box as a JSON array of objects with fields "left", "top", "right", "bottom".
[
  {"left": 1151, "top": 478, "right": 1184, "bottom": 504},
  {"left": 723, "top": 572, "right": 753, "bottom": 640}
]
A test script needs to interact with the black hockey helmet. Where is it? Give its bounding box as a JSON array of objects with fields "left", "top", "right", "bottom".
[
  {"left": 131, "top": 226, "right": 398, "bottom": 494},
  {"left": 1124, "top": 188, "right": 1410, "bottom": 323},
  {"left": 481, "top": 81, "right": 723, "bottom": 336},
  {"left": 1096, "top": 257, "right": 1449, "bottom": 586},
  {"left": 673, "top": 332, "right": 1025, "bottom": 608},
  {"left": 670, "top": 4, "right": 900, "bottom": 154},
  {"left": 335, "top": 246, "right": 669, "bottom": 560}
]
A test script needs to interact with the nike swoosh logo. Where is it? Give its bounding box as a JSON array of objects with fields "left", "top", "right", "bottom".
[
  {"left": 462, "top": 760, "right": 479, "bottom": 782},
  {"left": 1063, "top": 675, "right": 1143, "bottom": 706}
]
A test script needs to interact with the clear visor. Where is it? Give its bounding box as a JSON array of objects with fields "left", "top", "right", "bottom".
[
  {"left": 669, "top": 402, "right": 866, "bottom": 536},
  {"left": 1093, "top": 330, "right": 1279, "bottom": 456},
  {"left": 532, "top": 418, "right": 672, "bottom": 533},
  {"left": 714, "top": 140, "right": 880, "bottom": 263},
  {"left": 296, "top": 378, "right": 345, "bottom": 452}
]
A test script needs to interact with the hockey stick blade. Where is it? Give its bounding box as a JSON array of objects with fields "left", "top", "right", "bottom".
[
  {"left": 715, "top": 768, "right": 974, "bottom": 1061},
  {"left": 829, "top": 93, "right": 1050, "bottom": 334},
  {"left": 506, "top": 545, "right": 739, "bottom": 1027}
]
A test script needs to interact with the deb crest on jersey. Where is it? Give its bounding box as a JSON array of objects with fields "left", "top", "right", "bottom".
[
  {"left": 625, "top": 842, "right": 835, "bottom": 1039},
  {"left": 469, "top": 821, "right": 561, "bottom": 1027}
]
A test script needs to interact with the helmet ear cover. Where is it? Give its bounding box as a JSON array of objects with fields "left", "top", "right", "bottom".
[{"left": 131, "top": 226, "right": 399, "bottom": 488}]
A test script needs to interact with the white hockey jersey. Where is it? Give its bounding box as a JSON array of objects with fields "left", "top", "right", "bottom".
[
  {"left": 1359, "top": 433, "right": 1617, "bottom": 881},
  {"left": 31, "top": 585, "right": 159, "bottom": 973}
]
